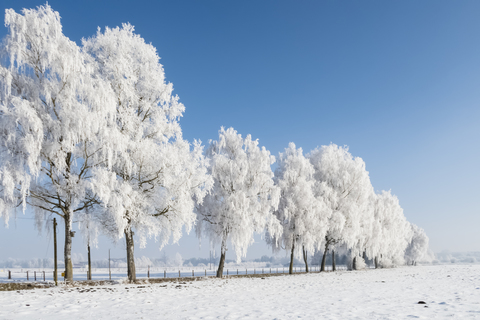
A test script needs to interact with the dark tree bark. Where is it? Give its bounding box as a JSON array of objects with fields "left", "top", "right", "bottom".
[
  {"left": 352, "top": 256, "right": 357, "bottom": 270},
  {"left": 63, "top": 210, "right": 73, "bottom": 282},
  {"left": 87, "top": 243, "right": 92, "bottom": 280},
  {"left": 125, "top": 227, "right": 136, "bottom": 282},
  {"left": 363, "top": 250, "right": 367, "bottom": 266},
  {"left": 321, "top": 241, "right": 329, "bottom": 272},
  {"left": 53, "top": 218, "right": 58, "bottom": 285},
  {"left": 332, "top": 250, "right": 336, "bottom": 271},
  {"left": 303, "top": 245, "right": 309, "bottom": 273},
  {"left": 375, "top": 256, "right": 378, "bottom": 269},
  {"left": 216, "top": 233, "right": 228, "bottom": 278},
  {"left": 289, "top": 239, "right": 295, "bottom": 274}
]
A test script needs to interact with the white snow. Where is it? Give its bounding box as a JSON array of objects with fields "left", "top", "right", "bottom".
[{"left": 1, "top": 264, "right": 479, "bottom": 319}]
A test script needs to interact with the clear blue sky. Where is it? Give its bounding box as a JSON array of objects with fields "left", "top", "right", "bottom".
[{"left": 1, "top": 0, "right": 479, "bottom": 263}]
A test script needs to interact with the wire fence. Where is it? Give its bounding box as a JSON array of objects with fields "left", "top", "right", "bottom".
[{"left": 0, "top": 264, "right": 355, "bottom": 283}]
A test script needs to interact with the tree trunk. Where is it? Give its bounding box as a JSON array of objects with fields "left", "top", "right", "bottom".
[
  {"left": 87, "top": 244, "right": 92, "bottom": 281},
  {"left": 63, "top": 153, "right": 74, "bottom": 283},
  {"left": 125, "top": 227, "right": 136, "bottom": 283},
  {"left": 332, "top": 250, "right": 336, "bottom": 271},
  {"left": 289, "top": 239, "right": 295, "bottom": 274},
  {"left": 363, "top": 250, "right": 367, "bottom": 267},
  {"left": 321, "top": 241, "right": 329, "bottom": 272},
  {"left": 303, "top": 245, "right": 309, "bottom": 273},
  {"left": 64, "top": 211, "right": 73, "bottom": 282},
  {"left": 53, "top": 218, "right": 58, "bottom": 286},
  {"left": 352, "top": 256, "right": 357, "bottom": 270},
  {"left": 216, "top": 234, "right": 228, "bottom": 278},
  {"left": 374, "top": 256, "right": 378, "bottom": 269}
]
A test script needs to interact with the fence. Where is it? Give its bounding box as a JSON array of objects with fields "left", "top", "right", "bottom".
[{"left": 0, "top": 265, "right": 352, "bottom": 283}]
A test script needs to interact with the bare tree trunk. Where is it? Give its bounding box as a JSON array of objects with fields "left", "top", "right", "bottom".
[
  {"left": 64, "top": 211, "right": 73, "bottom": 282},
  {"left": 87, "top": 243, "right": 92, "bottom": 281},
  {"left": 289, "top": 239, "right": 295, "bottom": 274},
  {"left": 216, "top": 234, "right": 228, "bottom": 278},
  {"left": 321, "top": 241, "right": 329, "bottom": 272},
  {"left": 53, "top": 218, "right": 58, "bottom": 286},
  {"left": 352, "top": 256, "right": 357, "bottom": 270},
  {"left": 375, "top": 256, "right": 378, "bottom": 269},
  {"left": 63, "top": 153, "right": 74, "bottom": 283},
  {"left": 363, "top": 250, "right": 367, "bottom": 266},
  {"left": 125, "top": 227, "right": 136, "bottom": 282},
  {"left": 332, "top": 250, "right": 336, "bottom": 271},
  {"left": 303, "top": 245, "right": 309, "bottom": 273}
]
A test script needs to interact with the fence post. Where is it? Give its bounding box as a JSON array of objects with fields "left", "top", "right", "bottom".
[
  {"left": 295, "top": 267, "right": 296, "bottom": 273},
  {"left": 246, "top": 269, "right": 247, "bottom": 275},
  {"left": 108, "top": 249, "right": 111, "bottom": 281},
  {"left": 148, "top": 266, "right": 150, "bottom": 278},
  {"left": 164, "top": 270, "right": 166, "bottom": 278},
  {"left": 270, "top": 268, "right": 271, "bottom": 274},
  {"left": 178, "top": 270, "right": 180, "bottom": 278},
  {"left": 27, "top": 271, "right": 29, "bottom": 281},
  {"left": 43, "top": 271, "right": 45, "bottom": 281},
  {"left": 254, "top": 269, "right": 255, "bottom": 274},
  {"left": 237, "top": 269, "right": 238, "bottom": 275},
  {"left": 8, "top": 270, "right": 11, "bottom": 279},
  {"left": 192, "top": 270, "right": 194, "bottom": 277},
  {"left": 34, "top": 271, "right": 36, "bottom": 281}
]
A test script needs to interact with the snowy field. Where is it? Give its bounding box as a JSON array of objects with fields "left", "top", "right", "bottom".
[{"left": 1, "top": 264, "right": 479, "bottom": 319}]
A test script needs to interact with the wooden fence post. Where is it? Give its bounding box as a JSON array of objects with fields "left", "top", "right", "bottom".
[
  {"left": 34, "top": 271, "right": 36, "bottom": 281},
  {"left": 178, "top": 270, "right": 180, "bottom": 278},
  {"left": 27, "top": 271, "right": 29, "bottom": 281},
  {"left": 164, "top": 270, "right": 166, "bottom": 278},
  {"left": 148, "top": 266, "right": 150, "bottom": 278},
  {"left": 192, "top": 270, "right": 194, "bottom": 277},
  {"left": 8, "top": 270, "right": 11, "bottom": 279},
  {"left": 43, "top": 271, "right": 45, "bottom": 281}
]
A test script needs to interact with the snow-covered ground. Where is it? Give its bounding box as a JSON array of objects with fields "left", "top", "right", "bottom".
[{"left": 1, "top": 264, "right": 479, "bottom": 319}]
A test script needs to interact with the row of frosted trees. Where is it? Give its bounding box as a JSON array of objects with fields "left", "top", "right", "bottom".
[
  {"left": 0, "top": 5, "right": 429, "bottom": 282},
  {"left": 198, "top": 132, "right": 430, "bottom": 277}
]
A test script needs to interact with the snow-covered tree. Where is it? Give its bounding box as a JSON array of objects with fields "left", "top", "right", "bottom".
[
  {"left": 83, "top": 24, "right": 212, "bottom": 282},
  {"left": 196, "top": 127, "right": 281, "bottom": 277},
  {"left": 405, "top": 223, "right": 429, "bottom": 265},
  {"left": 268, "top": 143, "right": 329, "bottom": 274},
  {"left": 0, "top": 5, "right": 116, "bottom": 281},
  {"left": 371, "top": 190, "right": 412, "bottom": 268},
  {"left": 308, "top": 144, "right": 374, "bottom": 271}
]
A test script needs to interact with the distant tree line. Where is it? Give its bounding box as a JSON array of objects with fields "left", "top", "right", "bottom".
[{"left": 0, "top": 4, "right": 430, "bottom": 282}]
